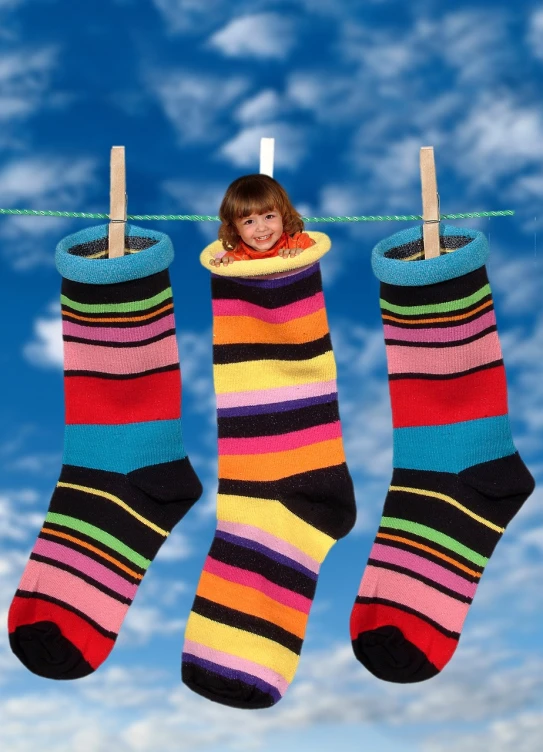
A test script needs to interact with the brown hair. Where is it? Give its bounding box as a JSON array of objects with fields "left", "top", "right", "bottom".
[{"left": 218, "top": 174, "right": 305, "bottom": 250}]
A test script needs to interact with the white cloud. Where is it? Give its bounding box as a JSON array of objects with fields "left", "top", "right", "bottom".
[
  {"left": 236, "top": 89, "right": 283, "bottom": 124},
  {"left": 218, "top": 122, "right": 306, "bottom": 170},
  {"left": 0, "top": 489, "right": 42, "bottom": 542},
  {"left": 208, "top": 13, "right": 296, "bottom": 60},
  {"left": 527, "top": 8, "right": 543, "bottom": 61},
  {"left": 22, "top": 312, "right": 63, "bottom": 369},
  {"left": 148, "top": 70, "right": 249, "bottom": 144},
  {"left": 424, "top": 712, "right": 543, "bottom": 752},
  {"left": 0, "top": 48, "right": 57, "bottom": 122}
]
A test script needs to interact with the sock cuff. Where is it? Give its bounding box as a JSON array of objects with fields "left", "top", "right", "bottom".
[
  {"left": 371, "top": 224, "right": 489, "bottom": 287},
  {"left": 55, "top": 224, "right": 174, "bottom": 284}
]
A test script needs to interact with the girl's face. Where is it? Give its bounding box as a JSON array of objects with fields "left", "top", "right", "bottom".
[{"left": 234, "top": 209, "right": 283, "bottom": 252}]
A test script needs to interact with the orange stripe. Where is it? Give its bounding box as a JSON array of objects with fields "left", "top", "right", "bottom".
[
  {"left": 197, "top": 570, "right": 308, "bottom": 638},
  {"left": 382, "top": 299, "right": 493, "bottom": 326},
  {"left": 376, "top": 532, "right": 482, "bottom": 578},
  {"left": 213, "top": 308, "right": 329, "bottom": 345},
  {"left": 61, "top": 303, "right": 173, "bottom": 324},
  {"left": 219, "top": 437, "right": 346, "bottom": 482},
  {"left": 41, "top": 527, "right": 144, "bottom": 580}
]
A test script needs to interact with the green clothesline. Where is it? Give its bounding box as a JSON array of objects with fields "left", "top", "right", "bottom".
[{"left": 0, "top": 209, "right": 514, "bottom": 222}]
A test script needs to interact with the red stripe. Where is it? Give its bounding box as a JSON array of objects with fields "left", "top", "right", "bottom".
[
  {"left": 8, "top": 596, "right": 115, "bottom": 669},
  {"left": 65, "top": 369, "right": 181, "bottom": 424},
  {"left": 389, "top": 365, "right": 508, "bottom": 428},
  {"left": 350, "top": 602, "right": 457, "bottom": 670}
]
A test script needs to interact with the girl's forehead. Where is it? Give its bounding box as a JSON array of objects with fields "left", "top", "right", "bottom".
[{"left": 236, "top": 206, "right": 278, "bottom": 219}]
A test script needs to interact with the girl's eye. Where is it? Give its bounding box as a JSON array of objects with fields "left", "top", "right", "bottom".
[{"left": 266, "top": 214, "right": 275, "bottom": 219}]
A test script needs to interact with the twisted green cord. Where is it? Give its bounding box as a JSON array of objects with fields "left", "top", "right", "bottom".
[{"left": 0, "top": 208, "right": 514, "bottom": 221}]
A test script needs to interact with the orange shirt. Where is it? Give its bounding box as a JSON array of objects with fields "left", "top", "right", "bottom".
[{"left": 218, "top": 232, "right": 315, "bottom": 261}]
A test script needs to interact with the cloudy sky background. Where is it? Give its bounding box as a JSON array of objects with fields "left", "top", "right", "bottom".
[{"left": 1, "top": 0, "right": 542, "bottom": 749}]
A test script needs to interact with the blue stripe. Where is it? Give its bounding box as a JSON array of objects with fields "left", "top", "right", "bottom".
[
  {"left": 393, "top": 415, "right": 516, "bottom": 473},
  {"left": 215, "top": 530, "right": 318, "bottom": 580},
  {"left": 217, "top": 391, "right": 337, "bottom": 418},
  {"left": 63, "top": 420, "right": 186, "bottom": 473}
]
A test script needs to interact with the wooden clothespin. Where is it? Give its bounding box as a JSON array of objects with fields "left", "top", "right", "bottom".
[
  {"left": 108, "top": 146, "right": 127, "bottom": 259},
  {"left": 259, "top": 137, "right": 275, "bottom": 177},
  {"left": 420, "top": 146, "right": 440, "bottom": 259}
]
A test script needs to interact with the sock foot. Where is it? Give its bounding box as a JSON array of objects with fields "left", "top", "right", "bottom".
[
  {"left": 182, "top": 661, "right": 276, "bottom": 709},
  {"left": 352, "top": 626, "right": 439, "bottom": 683},
  {"left": 9, "top": 622, "right": 94, "bottom": 680}
]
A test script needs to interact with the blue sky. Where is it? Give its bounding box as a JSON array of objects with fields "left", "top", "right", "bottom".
[{"left": 1, "top": 0, "right": 542, "bottom": 749}]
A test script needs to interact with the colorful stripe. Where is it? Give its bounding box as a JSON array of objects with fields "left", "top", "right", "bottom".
[
  {"left": 182, "top": 263, "right": 356, "bottom": 708},
  {"left": 350, "top": 246, "right": 535, "bottom": 683}
]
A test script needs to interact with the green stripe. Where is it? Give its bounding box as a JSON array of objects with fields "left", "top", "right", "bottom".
[
  {"left": 61, "top": 287, "right": 172, "bottom": 314},
  {"left": 381, "top": 516, "right": 488, "bottom": 567},
  {"left": 380, "top": 284, "right": 491, "bottom": 316},
  {"left": 46, "top": 512, "right": 151, "bottom": 569}
]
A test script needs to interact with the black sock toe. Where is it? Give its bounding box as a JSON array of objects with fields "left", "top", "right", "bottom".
[
  {"left": 182, "top": 663, "right": 276, "bottom": 709},
  {"left": 352, "top": 626, "right": 439, "bottom": 683},
  {"left": 10, "top": 622, "right": 94, "bottom": 680}
]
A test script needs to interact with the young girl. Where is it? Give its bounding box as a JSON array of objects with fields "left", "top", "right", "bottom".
[{"left": 210, "top": 174, "right": 315, "bottom": 267}]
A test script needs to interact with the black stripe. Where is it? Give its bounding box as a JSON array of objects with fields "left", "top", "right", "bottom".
[
  {"left": 380, "top": 266, "right": 489, "bottom": 308},
  {"left": 14, "top": 589, "right": 118, "bottom": 639},
  {"left": 212, "top": 269, "right": 322, "bottom": 309},
  {"left": 218, "top": 400, "right": 339, "bottom": 438},
  {"left": 381, "top": 303, "right": 495, "bottom": 329},
  {"left": 384, "top": 325, "right": 497, "bottom": 348},
  {"left": 192, "top": 596, "right": 302, "bottom": 654},
  {"left": 382, "top": 491, "right": 501, "bottom": 556},
  {"left": 29, "top": 553, "right": 133, "bottom": 605},
  {"left": 209, "top": 539, "right": 317, "bottom": 599},
  {"left": 387, "top": 359, "right": 504, "bottom": 381},
  {"left": 64, "top": 363, "right": 180, "bottom": 380},
  {"left": 381, "top": 294, "right": 493, "bottom": 324},
  {"left": 61, "top": 268, "right": 170, "bottom": 305},
  {"left": 61, "top": 298, "right": 173, "bottom": 322},
  {"left": 63, "top": 329, "right": 176, "bottom": 348},
  {"left": 213, "top": 334, "right": 332, "bottom": 365},
  {"left": 61, "top": 306, "right": 175, "bottom": 329},
  {"left": 367, "top": 559, "right": 473, "bottom": 603},
  {"left": 354, "top": 596, "right": 460, "bottom": 639},
  {"left": 218, "top": 463, "right": 356, "bottom": 540}
]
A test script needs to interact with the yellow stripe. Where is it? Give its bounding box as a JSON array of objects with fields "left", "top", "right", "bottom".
[
  {"left": 217, "top": 494, "right": 334, "bottom": 562},
  {"left": 57, "top": 482, "right": 169, "bottom": 537},
  {"left": 185, "top": 612, "right": 299, "bottom": 682},
  {"left": 389, "top": 485, "right": 505, "bottom": 533},
  {"left": 213, "top": 351, "right": 337, "bottom": 394}
]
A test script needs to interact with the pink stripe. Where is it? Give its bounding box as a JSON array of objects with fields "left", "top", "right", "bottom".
[
  {"left": 216, "top": 521, "right": 320, "bottom": 573},
  {"left": 369, "top": 543, "right": 477, "bottom": 599},
  {"left": 64, "top": 335, "right": 179, "bottom": 375},
  {"left": 33, "top": 538, "right": 138, "bottom": 600},
  {"left": 204, "top": 557, "right": 312, "bottom": 614},
  {"left": 62, "top": 314, "right": 175, "bottom": 343},
  {"left": 218, "top": 421, "right": 342, "bottom": 456},
  {"left": 383, "top": 310, "right": 496, "bottom": 344},
  {"left": 216, "top": 379, "right": 337, "bottom": 409},
  {"left": 212, "top": 292, "right": 324, "bottom": 324},
  {"left": 19, "top": 560, "right": 128, "bottom": 633},
  {"left": 386, "top": 331, "right": 502, "bottom": 375},
  {"left": 183, "top": 639, "right": 289, "bottom": 694},
  {"left": 359, "top": 566, "right": 469, "bottom": 633}
]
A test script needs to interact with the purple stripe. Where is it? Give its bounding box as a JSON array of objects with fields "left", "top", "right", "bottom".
[
  {"left": 183, "top": 654, "right": 282, "bottom": 703},
  {"left": 214, "top": 263, "right": 318, "bottom": 288},
  {"left": 217, "top": 392, "right": 337, "bottom": 418},
  {"left": 33, "top": 538, "right": 138, "bottom": 600},
  {"left": 215, "top": 530, "right": 318, "bottom": 580}
]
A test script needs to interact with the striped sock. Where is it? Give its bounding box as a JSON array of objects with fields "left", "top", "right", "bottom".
[
  {"left": 182, "top": 262, "right": 356, "bottom": 709},
  {"left": 8, "top": 224, "right": 202, "bottom": 680},
  {"left": 350, "top": 224, "right": 535, "bottom": 683}
]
